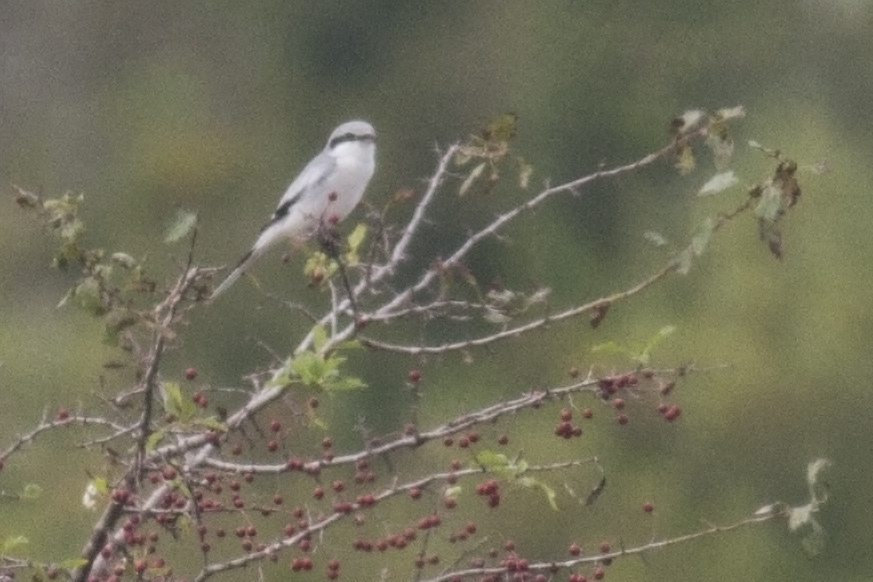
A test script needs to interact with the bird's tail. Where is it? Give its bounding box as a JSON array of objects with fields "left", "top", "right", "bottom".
[{"left": 210, "top": 246, "right": 265, "bottom": 300}]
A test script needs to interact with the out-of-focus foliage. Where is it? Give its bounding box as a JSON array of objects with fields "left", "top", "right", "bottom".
[{"left": 1, "top": 2, "right": 872, "bottom": 581}]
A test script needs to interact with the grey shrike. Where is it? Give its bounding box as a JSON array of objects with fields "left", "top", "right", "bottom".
[{"left": 211, "top": 120, "right": 376, "bottom": 299}]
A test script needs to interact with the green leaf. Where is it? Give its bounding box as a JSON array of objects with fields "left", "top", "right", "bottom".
[
  {"left": 347, "top": 223, "right": 367, "bottom": 253},
  {"left": 481, "top": 112, "right": 518, "bottom": 142},
  {"left": 1, "top": 535, "right": 29, "bottom": 553},
  {"left": 145, "top": 429, "right": 166, "bottom": 452},
  {"left": 73, "top": 278, "right": 104, "bottom": 315},
  {"left": 311, "top": 325, "right": 329, "bottom": 353},
  {"left": 162, "top": 381, "right": 196, "bottom": 421},
  {"left": 59, "top": 559, "right": 90, "bottom": 569},
  {"left": 474, "top": 450, "right": 510, "bottom": 470},
  {"left": 590, "top": 341, "right": 630, "bottom": 357},
  {"left": 91, "top": 476, "right": 110, "bottom": 494},
  {"left": 195, "top": 417, "right": 228, "bottom": 432},
  {"left": 164, "top": 209, "right": 198, "bottom": 244}
]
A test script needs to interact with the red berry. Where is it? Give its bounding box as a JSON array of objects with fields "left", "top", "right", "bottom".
[
  {"left": 613, "top": 398, "right": 625, "bottom": 410},
  {"left": 664, "top": 405, "right": 682, "bottom": 422},
  {"left": 410, "top": 487, "right": 422, "bottom": 499},
  {"left": 185, "top": 367, "right": 198, "bottom": 380},
  {"left": 616, "top": 414, "right": 628, "bottom": 425},
  {"left": 269, "top": 420, "right": 281, "bottom": 432},
  {"left": 643, "top": 501, "right": 654, "bottom": 513},
  {"left": 560, "top": 408, "right": 572, "bottom": 422},
  {"left": 569, "top": 542, "right": 581, "bottom": 556},
  {"left": 56, "top": 408, "right": 70, "bottom": 421},
  {"left": 599, "top": 541, "right": 611, "bottom": 553},
  {"left": 497, "top": 434, "right": 509, "bottom": 445},
  {"left": 408, "top": 369, "right": 421, "bottom": 383}
]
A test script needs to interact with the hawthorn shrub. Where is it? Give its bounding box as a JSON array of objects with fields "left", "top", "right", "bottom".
[{"left": 4, "top": 109, "right": 829, "bottom": 582}]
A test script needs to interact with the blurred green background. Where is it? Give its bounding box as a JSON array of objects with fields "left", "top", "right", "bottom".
[{"left": 1, "top": 1, "right": 871, "bottom": 581}]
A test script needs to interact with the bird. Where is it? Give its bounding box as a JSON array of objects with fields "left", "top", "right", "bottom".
[{"left": 210, "top": 120, "right": 377, "bottom": 299}]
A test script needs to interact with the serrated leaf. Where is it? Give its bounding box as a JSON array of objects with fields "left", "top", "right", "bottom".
[
  {"left": 699, "top": 171, "right": 739, "bottom": 195},
  {"left": 459, "top": 162, "right": 486, "bottom": 196},
  {"left": 164, "top": 209, "right": 198, "bottom": 243}
]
